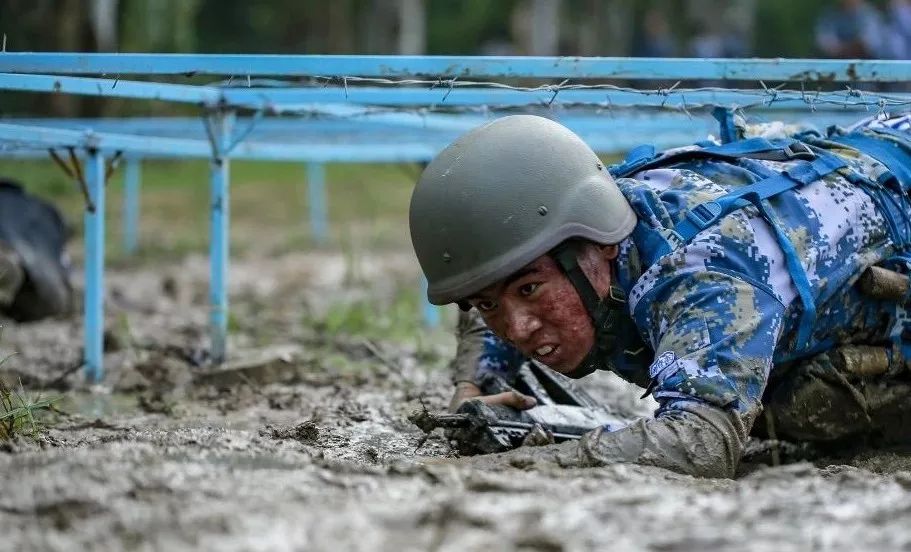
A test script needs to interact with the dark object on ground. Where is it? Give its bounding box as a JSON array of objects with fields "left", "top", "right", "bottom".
[
  {"left": 410, "top": 363, "right": 624, "bottom": 455},
  {"left": 741, "top": 437, "right": 818, "bottom": 467},
  {"left": 264, "top": 420, "right": 320, "bottom": 443},
  {"left": 0, "top": 179, "right": 72, "bottom": 322}
]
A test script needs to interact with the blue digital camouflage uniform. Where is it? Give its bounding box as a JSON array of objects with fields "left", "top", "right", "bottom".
[{"left": 461, "top": 113, "right": 911, "bottom": 439}]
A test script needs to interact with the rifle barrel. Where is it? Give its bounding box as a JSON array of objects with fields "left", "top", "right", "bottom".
[{"left": 408, "top": 410, "right": 470, "bottom": 433}]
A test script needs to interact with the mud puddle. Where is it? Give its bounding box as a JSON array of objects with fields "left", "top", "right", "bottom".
[{"left": 2, "top": 252, "right": 911, "bottom": 551}]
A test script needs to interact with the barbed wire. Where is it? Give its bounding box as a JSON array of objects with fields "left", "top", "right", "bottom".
[
  {"left": 194, "top": 76, "right": 911, "bottom": 156},
  {"left": 4, "top": 72, "right": 911, "bottom": 156},
  {"left": 2, "top": 78, "right": 903, "bottom": 149},
  {"left": 248, "top": 92, "right": 906, "bottom": 121},
  {"left": 205, "top": 74, "right": 911, "bottom": 120}
]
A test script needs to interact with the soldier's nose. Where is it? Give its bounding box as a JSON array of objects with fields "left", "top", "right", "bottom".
[{"left": 503, "top": 305, "right": 542, "bottom": 345}]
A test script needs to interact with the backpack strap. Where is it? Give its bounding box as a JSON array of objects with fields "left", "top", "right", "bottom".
[
  {"left": 712, "top": 107, "right": 741, "bottom": 144},
  {"left": 830, "top": 131, "right": 911, "bottom": 192},
  {"left": 673, "top": 152, "right": 847, "bottom": 242},
  {"left": 616, "top": 136, "right": 847, "bottom": 354},
  {"left": 829, "top": 131, "right": 911, "bottom": 252},
  {"left": 609, "top": 137, "right": 816, "bottom": 179},
  {"left": 673, "top": 151, "right": 847, "bottom": 352}
]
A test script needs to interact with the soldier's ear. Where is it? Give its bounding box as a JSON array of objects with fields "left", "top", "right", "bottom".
[{"left": 600, "top": 244, "right": 619, "bottom": 262}]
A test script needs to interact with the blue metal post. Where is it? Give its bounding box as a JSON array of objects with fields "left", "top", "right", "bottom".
[
  {"left": 122, "top": 158, "right": 141, "bottom": 254},
  {"left": 209, "top": 111, "right": 234, "bottom": 363},
  {"left": 4, "top": 54, "right": 911, "bottom": 82},
  {"left": 420, "top": 276, "right": 440, "bottom": 328},
  {"left": 83, "top": 150, "right": 106, "bottom": 382},
  {"left": 306, "top": 163, "right": 328, "bottom": 244}
]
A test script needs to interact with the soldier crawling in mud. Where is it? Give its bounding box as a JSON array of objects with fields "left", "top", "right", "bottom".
[{"left": 409, "top": 112, "right": 911, "bottom": 478}]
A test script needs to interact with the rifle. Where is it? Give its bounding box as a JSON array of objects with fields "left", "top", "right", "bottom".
[{"left": 410, "top": 362, "right": 625, "bottom": 455}]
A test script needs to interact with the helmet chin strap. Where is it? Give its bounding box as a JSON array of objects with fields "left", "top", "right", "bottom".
[{"left": 549, "top": 241, "right": 637, "bottom": 379}]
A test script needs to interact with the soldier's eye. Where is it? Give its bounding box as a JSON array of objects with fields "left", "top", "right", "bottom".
[
  {"left": 475, "top": 299, "right": 497, "bottom": 312},
  {"left": 518, "top": 283, "right": 539, "bottom": 297}
]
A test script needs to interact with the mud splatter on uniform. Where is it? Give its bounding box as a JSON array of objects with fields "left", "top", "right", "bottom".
[{"left": 461, "top": 114, "right": 911, "bottom": 439}]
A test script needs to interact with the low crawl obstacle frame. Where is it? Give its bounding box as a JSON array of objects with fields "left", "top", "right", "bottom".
[{"left": 0, "top": 53, "right": 908, "bottom": 382}]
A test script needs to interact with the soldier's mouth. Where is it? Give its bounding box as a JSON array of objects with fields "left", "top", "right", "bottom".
[{"left": 533, "top": 344, "right": 559, "bottom": 361}]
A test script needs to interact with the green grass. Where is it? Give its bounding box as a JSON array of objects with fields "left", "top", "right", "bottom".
[
  {"left": 303, "top": 276, "right": 455, "bottom": 366},
  {"left": 0, "top": 349, "right": 60, "bottom": 440},
  {"left": 0, "top": 338, "right": 60, "bottom": 440},
  {"left": 317, "top": 285, "right": 426, "bottom": 342},
  {"left": 0, "top": 382, "right": 59, "bottom": 440},
  {"left": 0, "top": 158, "right": 420, "bottom": 263}
]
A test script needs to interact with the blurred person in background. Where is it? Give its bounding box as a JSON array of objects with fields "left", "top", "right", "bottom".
[
  {"left": 815, "top": 0, "right": 883, "bottom": 58},
  {"left": 882, "top": 0, "right": 911, "bottom": 59},
  {"left": 0, "top": 179, "right": 72, "bottom": 322},
  {"left": 632, "top": 8, "right": 677, "bottom": 58}
]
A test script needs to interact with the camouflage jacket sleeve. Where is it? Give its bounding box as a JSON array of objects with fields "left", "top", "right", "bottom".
[
  {"left": 633, "top": 263, "right": 786, "bottom": 421},
  {"left": 450, "top": 309, "right": 527, "bottom": 385},
  {"left": 500, "top": 400, "right": 754, "bottom": 478},
  {"left": 549, "top": 267, "right": 786, "bottom": 478},
  {"left": 619, "top": 165, "right": 798, "bottom": 421}
]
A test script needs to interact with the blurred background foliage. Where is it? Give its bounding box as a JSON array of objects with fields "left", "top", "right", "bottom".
[
  {"left": 0, "top": 0, "right": 833, "bottom": 55},
  {"left": 0, "top": 0, "right": 891, "bottom": 116}
]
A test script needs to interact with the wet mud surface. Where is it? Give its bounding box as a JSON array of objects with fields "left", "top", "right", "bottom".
[{"left": 3, "top": 252, "right": 911, "bottom": 551}]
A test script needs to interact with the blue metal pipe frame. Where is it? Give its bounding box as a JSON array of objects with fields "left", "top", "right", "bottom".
[
  {"left": 208, "top": 110, "right": 235, "bottom": 364},
  {"left": 0, "top": 119, "right": 720, "bottom": 162},
  {"left": 0, "top": 73, "right": 219, "bottom": 105},
  {"left": 2, "top": 72, "right": 910, "bottom": 113},
  {"left": 83, "top": 150, "right": 106, "bottom": 382},
  {"left": 0, "top": 112, "right": 870, "bottom": 137},
  {"left": 0, "top": 54, "right": 908, "bottom": 379},
  {"left": 421, "top": 276, "right": 440, "bottom": 329},
  {"left": 2, "top": 54, "right": 911, "bottom": 82}
]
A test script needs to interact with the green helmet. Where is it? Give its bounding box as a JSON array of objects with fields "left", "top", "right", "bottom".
[{"left": 409, "top": 115, "right": 637, "bottom": 305}]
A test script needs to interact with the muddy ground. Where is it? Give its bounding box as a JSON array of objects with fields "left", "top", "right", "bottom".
[{"left": 3, "top": 251, "right": 911, "bottom": 552}]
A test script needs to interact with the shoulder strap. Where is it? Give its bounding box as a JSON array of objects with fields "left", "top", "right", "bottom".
[
  {"left": 673, "top": 152, "right": 846, "bottom": 242},
  {"left": 550, "top": 241, "right": 633, "bottom": 379},
  {"left": 674, "top": 151, "right": 846, "bottom": 352},
  {"left": 609, "top": 138, "right": 817, "bottom": 179},
  {"left": 830, "top": 132, "right": 911, "bottom": 191},
  {"left": 713, "top": 107, "right": 740, "bottom": 144},
  {"left": 620, "top": 136, "right": 846, "bottom": 354}
]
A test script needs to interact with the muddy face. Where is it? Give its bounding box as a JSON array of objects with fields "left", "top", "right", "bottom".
[{"left": 466, "top": 244, "right": 617, "bottom": 373}]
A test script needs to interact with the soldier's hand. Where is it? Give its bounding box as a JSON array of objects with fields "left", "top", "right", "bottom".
[{"left": 449, "top": 381, "right": 537, "bottom": 412}]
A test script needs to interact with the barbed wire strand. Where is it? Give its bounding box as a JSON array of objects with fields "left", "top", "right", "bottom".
[{"left": 202, "top": 74, "right": 911, "bottom": 120}]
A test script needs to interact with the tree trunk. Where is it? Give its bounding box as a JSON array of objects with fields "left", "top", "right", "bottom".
[
  {"left": 602, "top": 0, "right": 634, "bottom": 56},
  {"left": 89, "top": 0, "right": 119, "bottom": 52},
  {"left": 363, "top": 0, "right": 398, "bottom": 54},
  {"left": 327, "top": 0, "right": 356, "bottom": 53},
  {"left": 575, "top": 0, "right": 601, "bottom": 56},
  {"left": 397, "top": 0, "right": 426, "bottom": 54},
  {"left": 49, "top": 0, "right": 82, "bottom": 116},
  {"left": 530, "top": 0, "right": 560, "bottom": 55}
]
